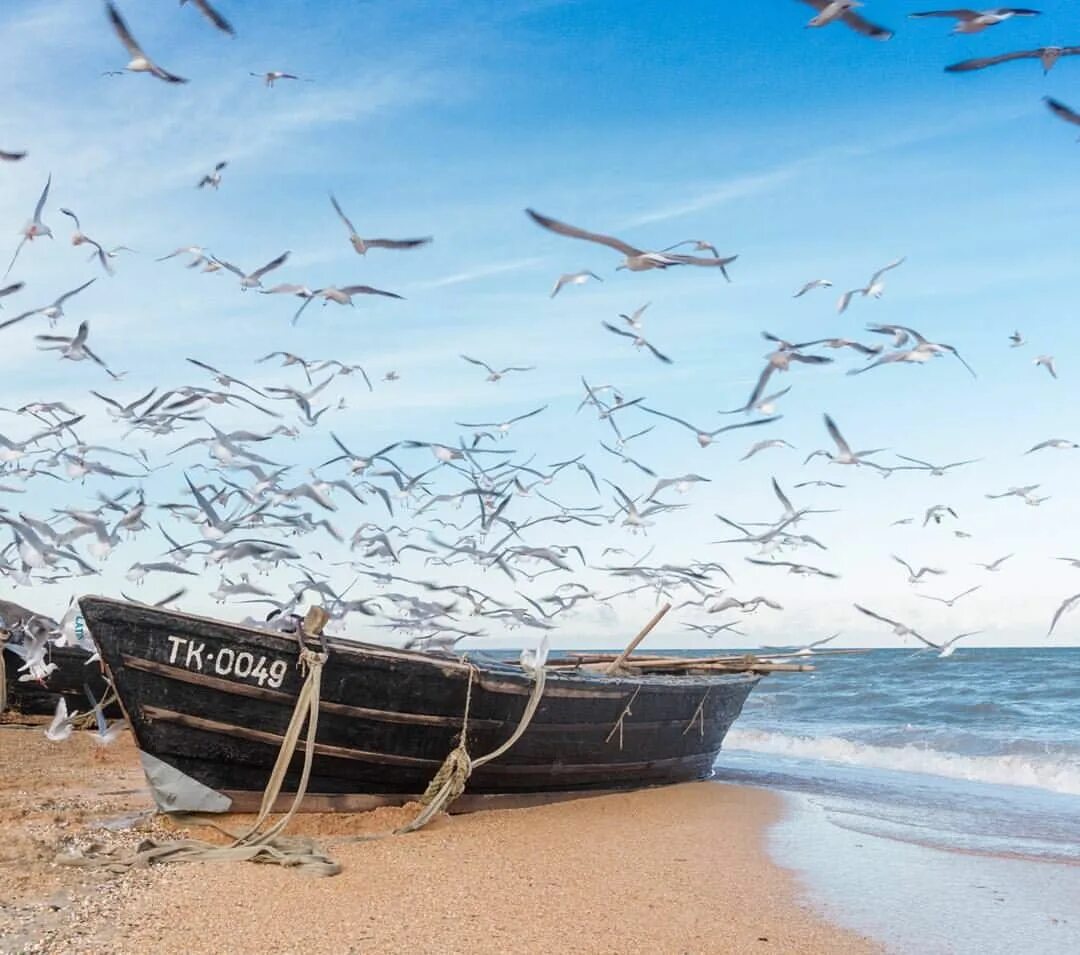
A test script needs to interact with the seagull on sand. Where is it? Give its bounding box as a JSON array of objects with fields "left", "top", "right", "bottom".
[
  {"left": 854, "top": 604, "right": 925, "bottom": 640},
  {"left": 917, "top": 586, "right": 982, "bottom": 608},
  {"left": 550, "top": 270, "right": 603, "bottom": 298},
  {"left": 526, "top": 208, "right": 736, "bottom": 274},
  {"left": 198, "top": 161, "right": 227, "bottom": 190},
  {"left": 329, "top": 194, "right": 432, "bottom": 256},
  {"left": 250, "top": 71, "right": 305, "bottom": 87},
  {"left": 1026, "top": 438, "right": 1078, "bottom": 453},
  {"left": 798, "top": 1, "right": 894, "bottom": 39},
  {"left": 805, "top": 414, "right": 885, "bottom": 467},
  {"left": 5, "top": 174, "right": 52, "bottom": 278},
  {"left": 0, "top": 279, "right": 96, "bottom": 332},
  {"left": 35, "top": 321, "right": 122, "bottom": 379},
  {"left": 460, "top": 355, "right": 535, "bottom": 382},
  {"left": 1047, "top": 592, "right": 1080, "bottom": 636},
  {"left": 180, "top": 0, "right": 235, "bottom": 35},
  {"left": 212, "top": 251, "right": 290, "bottom": 290},
  {"left": 640, "top": 406, "right": 780, "bottom": 448},
  {"left": 1043, "top": 97, "right": 1080, "bottom": 137},
  {"left": 1034, "top": 354, "right": 1057, "bottom": 378},
  {"left": 793, "top": 278, "right": 833, "bottom": 297},
  {"left": 946, "top": 45, "right": 1080, "bottom": 74},
  {"left": 909, "top": 8, "right": 1040, "bottom": 34},
  {"left": 105, "top": 2, "right": 188, "bottom": 83},
  {"left": 913, "top": 631, "right": 982, "bottom": 659},
  {"left": 601, "top": 321, "right": 672, "bottom": 364},
  {"left": 837, "top": 257, "right": 906, "bottom": 313}
]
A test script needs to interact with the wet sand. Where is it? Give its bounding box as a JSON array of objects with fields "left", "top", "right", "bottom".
[{"left": 0, "top": 719, "right": 880, "bottom": 954}]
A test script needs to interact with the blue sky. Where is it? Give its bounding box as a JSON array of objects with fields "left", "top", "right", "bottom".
[{"left": 3, "top": 0, "right": 1080, "bottom": 649}]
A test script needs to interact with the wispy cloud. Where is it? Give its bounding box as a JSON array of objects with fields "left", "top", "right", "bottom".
[{"left": 416, "top": 256, "right": 545, "bottom": 289}]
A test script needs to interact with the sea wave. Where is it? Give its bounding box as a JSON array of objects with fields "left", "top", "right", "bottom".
[{"left": 723, "top": 728, "right": 1080, "bottom": 796}]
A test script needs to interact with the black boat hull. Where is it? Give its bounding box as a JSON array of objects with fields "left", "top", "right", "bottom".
[{"left": 79, "top": 597, "right": 759, "bottom": 808}]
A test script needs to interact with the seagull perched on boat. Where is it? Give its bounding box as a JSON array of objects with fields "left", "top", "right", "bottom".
[
  {"left": 917, "top": 585, "right": 981, "bottom": 608},
  {"left": 797, "top": 1, "right": 894, "bottom": 39},
  {"left": 853, "top": 604, "right": 925, "bottom": 641},
  {"left": 946, "top": 45, "right": 1080, "bottom": 74},
  {"left": 550, "top": 271, "right": 602, "bottom": 298},
  {"left": 5, "top": 174, "right": 52, "bottom": 278},
  {"left": 329, "top": 194, "right": 432, "bottom": 256},
  {"left": 198, "top": 161, "right": 227, "bottom": 190},
  {"left": 105, "top": 2, "right": 188, "bottom": 83},
  {"left": 525, "top": 208, "right": 735, "bottom": 274},
  {"left": 179, "top": 0, "right": 235, "bottom": 35},
  {"left": 793, "top": 278, "right": 833, "bottom": 298},
  {"left": 805, "top": 414, "right": 885, "bottom": 467},
  {"left": 909, "top": 8, "right": 1040, "bottom": 34}
]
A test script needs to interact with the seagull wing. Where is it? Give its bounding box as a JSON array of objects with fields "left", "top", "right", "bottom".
[
  {"left": 251, "top": 251, "right": 290, "bottom": 280},
  {"left": 363, "top": 237, "right": 433, "bottom": 250},
  {"left": 824, "top": 414, "right": 853, "bottom": 456},
  {"left": 639, "top": 406, "right": 701, "bottom": 434},
  {"left": 329, "top": 193, "right": 358, "bottom": 235},
  {"left": 509, "top": 405, "right": 548, "bottom": 424},
  {"left": 644, "top": 341, "right": 673, "bottom": 364},
  {"left": 868, "top": 257, "right": 906, "bottom": 287},
  {"left": 33, "top": 174, "right": 52, "bottom": 223},
  {"left": 190, "top": 0, "right": 236, "bottom": 35},
  {"left": 711, "top": 416, "right": 782, "bottom": 438},
  {"left": 525, "top": 208, "right": 643, "bottom": 257},
  {"left": 211, "top": 256, "right": 245, "bottom": 278},
  {"left": 945, "top": 48, "right": 1047, "bottom": 72},
  {"left": 909, "top": 10, "right": 981, "bottom": 20},
  {"left": 338, "top": 285, "right": 404, "bottom": 299},
  {"left": 1048, "top": 593, "right": 1080, "bottom": 636},
  {"left": 838, "top": 7, "right": 895, "bottom": 39},
  {"left": 771, "top": 477, "right": 794, "bottom": 515},
  {"left": 853, "top": 603, "right": 900, "bottom": 628},
  {"left": 106, "top": 3, "right": 144, "bottom": 59},
  {"left": 1044, "top": 96, "right": 1080, "bottom": 127}
]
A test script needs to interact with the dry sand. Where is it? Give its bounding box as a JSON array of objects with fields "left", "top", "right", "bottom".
[{"left": 0, "top": 719, "right": 880, "bottom": 954}]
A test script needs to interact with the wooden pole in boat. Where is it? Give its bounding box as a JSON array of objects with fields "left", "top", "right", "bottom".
[{"left": 606, "top": 602, "right": 672, "bottom": 675}]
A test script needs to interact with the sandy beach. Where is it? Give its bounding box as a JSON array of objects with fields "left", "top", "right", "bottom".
[{"left": 0, "top": 719, "right": 878, "bottom": 955}]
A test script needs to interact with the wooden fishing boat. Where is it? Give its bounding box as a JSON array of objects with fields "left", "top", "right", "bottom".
[{"left": 78, "top": 596, "right": 761, "bottom": 813}]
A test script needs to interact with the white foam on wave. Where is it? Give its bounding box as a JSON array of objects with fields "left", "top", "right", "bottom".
[{"left": 724, "top": 729, "right": 1080, "bottom": 796}]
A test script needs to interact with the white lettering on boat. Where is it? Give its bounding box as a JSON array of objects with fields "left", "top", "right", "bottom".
[{"left": 166, "top": 636, "right": 288, "bottom": 688}]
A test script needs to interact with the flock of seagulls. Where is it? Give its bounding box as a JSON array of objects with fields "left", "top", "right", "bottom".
[
  {"left": 797, "top": 1, "right": 1080, "bottom": 135},
  {"left": 1, "top": 0, "right": 1077, "bottom": 741}
]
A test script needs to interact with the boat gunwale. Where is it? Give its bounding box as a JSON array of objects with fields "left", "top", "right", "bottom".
[{"left": 79, "top": 595, "right": 761, "bottom": 692}]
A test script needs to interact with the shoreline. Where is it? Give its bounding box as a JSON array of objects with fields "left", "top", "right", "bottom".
[{"left": 0, "top": 723, "right": 878, "bottom": 954}]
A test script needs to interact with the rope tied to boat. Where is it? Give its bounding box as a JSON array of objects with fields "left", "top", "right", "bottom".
[{"left": 57, "top": 608, "right": 342, "bottom": 877}]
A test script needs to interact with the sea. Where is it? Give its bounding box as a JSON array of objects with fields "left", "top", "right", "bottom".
[{"left": 710, "top": 647, "right": 1080, "bottom": 954}]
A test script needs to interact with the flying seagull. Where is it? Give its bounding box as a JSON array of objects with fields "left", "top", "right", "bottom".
[
  {"left": 913, "top": 631, "right": 982, "bottom": 659},
  {"left": 640, "top": 406, "right": 781, "bottom": 448},
  {"left": 5, "top": 174, "right": 52, "bottom": 278},
  {"left": 1047, "top": 592, "right": 1080, "bottom": 636},
  {"left": 797, "top": 1, "right": 894, "bottom": 40},
  {"left": 917, "top": 586, "right": 982, "bottom": 608},
  {"left": 793, "top": 278, "right": 832, "bottom": 298},
  {"left": 601, "top": 321, "right": 673, "bottom": 364},
  {"left": 180, "top": 0, "right": 235, "bottom": 35},
  {"left": 250, "top": 71, "right": 303, "bottom": 87},
  {"left": 198, "top": 161, "right": 227, "bottom": 190},
  {"left": 1034, "top": 354, "right": 1057, "bottom": 378},
  {"left": 1009, "top": 330, "right": 1025, "bottom": 347},
  {"left": 526, "top": 208, "right": 736, "bottom": 273},
  {"left": 1025, "top": 438, "right": 1078, "bottom": 453},
  {"left": 212, "top": 251, "right": 290, "bottom": 290},
  {"left": 0, "top": 149, "right": 27, "bottom": 162},
  {"left": 853, "top": 604, "right": 925, "bottom": 640},
  {"left": 35, "top": 321, "right": 121, "bottom": 378},
  {"left": 551, "top": 270, "right": 602, "bottom": 298},
  {"left": 329, "top": 194, "right": 432, "bottom": 255},
  {"left": 805, "top": 414, "right": 885, "bottom": 466},
  {"left": 837, "top": 257, "right": 906, "bottom": 313},
  {"left": 946, "top": 46, "right": 1080, "bottom": 74},
  {"left": 460, "top": 355, "right": 535, "bottom": 382},
  {"left": 909, "top": 9, "right": 1040, "bottom": 34},
  {"left": 105, "top": 2, "right": 188, "bottom": 83}
]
